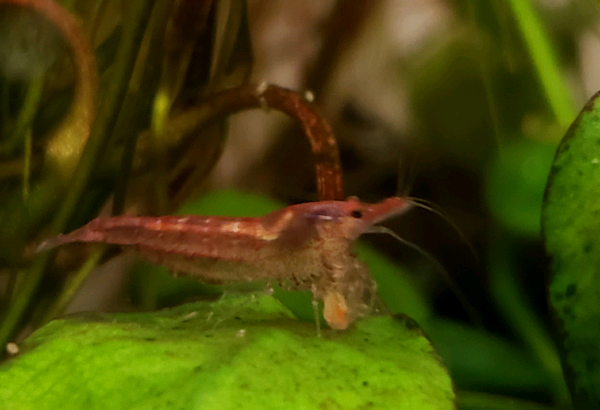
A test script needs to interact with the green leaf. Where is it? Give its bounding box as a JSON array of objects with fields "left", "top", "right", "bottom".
[
  {"left": 486, "top": 138, "right": 556, "bottom": 237},
  {"left": 0, "top": 295, "right": 455, "bottom": 410},
  {"left": 174, "top": 190, "right": 281, "bottom": 217},
  {"left": 542, "top": 90, "right": 600, "bottom": 408},
  {"left": 506, "top": 0, "right": 576, "bottom": 128},
  {"left": 424, "top": 318, "right": 550, "bottom": 393}
]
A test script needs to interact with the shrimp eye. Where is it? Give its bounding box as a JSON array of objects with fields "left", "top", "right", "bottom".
[{"left": 351, "top": 209, "right": 363, "bottom": 218}]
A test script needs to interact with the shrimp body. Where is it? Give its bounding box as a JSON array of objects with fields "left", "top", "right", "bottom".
[{"left": 39, "top": 197, "right": 412, "bottom": 329}]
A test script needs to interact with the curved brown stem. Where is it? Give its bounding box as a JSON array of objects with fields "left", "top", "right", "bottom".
[
  {"left": 2, "top": 0, "right": 98, "bottom": 180},
  {"left": 139, "top": 83, "right": 344, "bottom": 201}
]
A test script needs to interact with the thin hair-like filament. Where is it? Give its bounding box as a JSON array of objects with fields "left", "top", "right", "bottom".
[{"left": 365, "top": 225, "right": 482, "bottom": 327}]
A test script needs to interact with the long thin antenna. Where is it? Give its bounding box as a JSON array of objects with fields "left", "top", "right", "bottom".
[
  {"left": 406, "top": 197, "right": 479, "bottom": 262},
  {"left": 395, "top": 150, "right": 419, "bottom": 197},
  {"left": 366, "top": 225, "right": 482, "bottom": 327}
]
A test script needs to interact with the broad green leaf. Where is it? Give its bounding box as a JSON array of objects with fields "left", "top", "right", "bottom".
[
  {"left": 0, "top": 295, "right": 455, "bottom": 410},
  {"left": 542, "top": 91, "right": 600, "bottom": 408}
]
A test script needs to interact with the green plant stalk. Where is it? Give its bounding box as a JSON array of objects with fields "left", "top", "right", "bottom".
[
  {"left": 111, "top": 0, "right": 175, "bottom": 215},
  {"left": 0, "top": 82, "right": 9, "bottom": 135},
  {"left": 506, "top": 0, "right": 575, "bottom": 129},
  {"left": 15, "top": 0, "right": 100, "bottom": 181},
  {"left": 42, "top": 246, "right": 105, "bottom": 323},
  {"left": 22, "top": 128, "right": 32, "bottom": 201},
  {"left": 0, "top": 176, "right": 62, "bottom": 267},
  {"left": 0, "top": 158, "right": 30, "bottom": 179},
  {"left": 138, "top": 268, "right": 160, "bottom": 311},
  {"left": 467, "top": 1, "right": 503, "bottom": 154},
  {"left": 111, "top": 125, "right": 139, "bottom": 215},
  {"left": 0, "top": 0, "right": 156, "bottom": 349},
  {"left": 492, "top": 0, "right": 518, "bottom": 72},
  {"left": 0, "top": 76, "right": 45, "bottom": 155},
  {"left": 89, "top": 0, "right": 111, "bottom": 43},
  {"left": 490, "top": 235, "right": 569, "bottom": 405},
  {"left": 0, "top": 0, "right": 98, "bottom": 258},
  {"left": 50, "top": 0, "right": 155, "bottom": 232},
  {"left": 0, "top": 253, "right": 51, "bottom": 347},
  {"left": 3, "top": 268, "right": 20, "bottom": 310}
]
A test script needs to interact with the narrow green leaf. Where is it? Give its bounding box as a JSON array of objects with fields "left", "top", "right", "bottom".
[{"left": 506, "top": 0, "right": 576, "bottom": 128}]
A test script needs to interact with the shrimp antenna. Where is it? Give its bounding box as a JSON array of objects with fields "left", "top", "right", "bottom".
[
  {"left": 406, "top": 197, "right": 479, "bottom": 262},
  {"left": 395, "top": 151, "right": 419, "bottom": 197},
  {"left": 366, "top": 225, "right": 483, "bottom": 327}
]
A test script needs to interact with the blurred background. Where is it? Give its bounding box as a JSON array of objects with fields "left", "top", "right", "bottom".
[{"left": 1, "top": 0, "right": 599, "bottom": 408}]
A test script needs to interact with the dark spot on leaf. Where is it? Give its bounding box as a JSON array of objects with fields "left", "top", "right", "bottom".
[
  {"left": 583, "top": 242, "right": 593, "bottom": 253},
  {"left": 578, "top": 170, "right": 584, "bottom": 176},
  {"left": 234, "top": 316, "right": 242, "bottom": 320},
  {"left": 143, "top": 337, "right": 156, "bottom": 342},
  {"left": 566, "top": 283, "right": 577, "bottom": 298},
  {"left": 193, "top": 365, "right": 202, "bottom": 372},
  {"left": 362, "top": 381, "right": 369, "bottom": 386},
  {"left": 562, "top": 305, "right": 575, "bottom": 319}
]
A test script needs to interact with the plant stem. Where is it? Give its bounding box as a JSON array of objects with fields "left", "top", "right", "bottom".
[
  {"left": 50, "top": 0, "right": 155, "bottom": 231},
  {"left": 2, "top": 0, "right": 99, "bottom": 180},
  {"left": 0, "top": 82, "right": 9, "bottom": 135},
  {"left": 0, "top": 75, "right": 44, "bottom": 155},
  {"left": 22, "top": 128, "right": 32, "bottom": 201},
  {"left": 0, "top": 0, "right": 155, "bottom": 349},
  {"left": 0, "top": 253, "right": 51, "bottom": 347},
  {"left": 507, "top": 0, "right": 576, "bottom": 129},
  {"left": 0, "top": 157, "right": 40, "bottom": 179},
  {"left": 42, "top": 246, "right": 105, "bottom": 323},
  {"left": 490, "top": 234, "right": 570, "bottom": 406},
  {"left": 467, "top": 1, "right": 503, "bottom": 155},
  {"left": 136, "top": 84, "right": 344, "bottom": 201},
  {"left": 112, "top": 0, "right": 176, "bottom": 215}
]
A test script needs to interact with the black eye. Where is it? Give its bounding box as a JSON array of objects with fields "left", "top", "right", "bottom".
[{"left": 351, "top": 209, "right": 363, "bottom": 218}]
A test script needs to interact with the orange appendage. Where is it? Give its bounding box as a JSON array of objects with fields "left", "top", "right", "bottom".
[{"left": 323, "top": 291, "right": 349, "bottom": 330}]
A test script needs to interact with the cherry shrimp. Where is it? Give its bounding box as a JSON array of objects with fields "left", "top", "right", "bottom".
[{"left": 38, "top": 196, "right": 413, "bottom": 330}]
